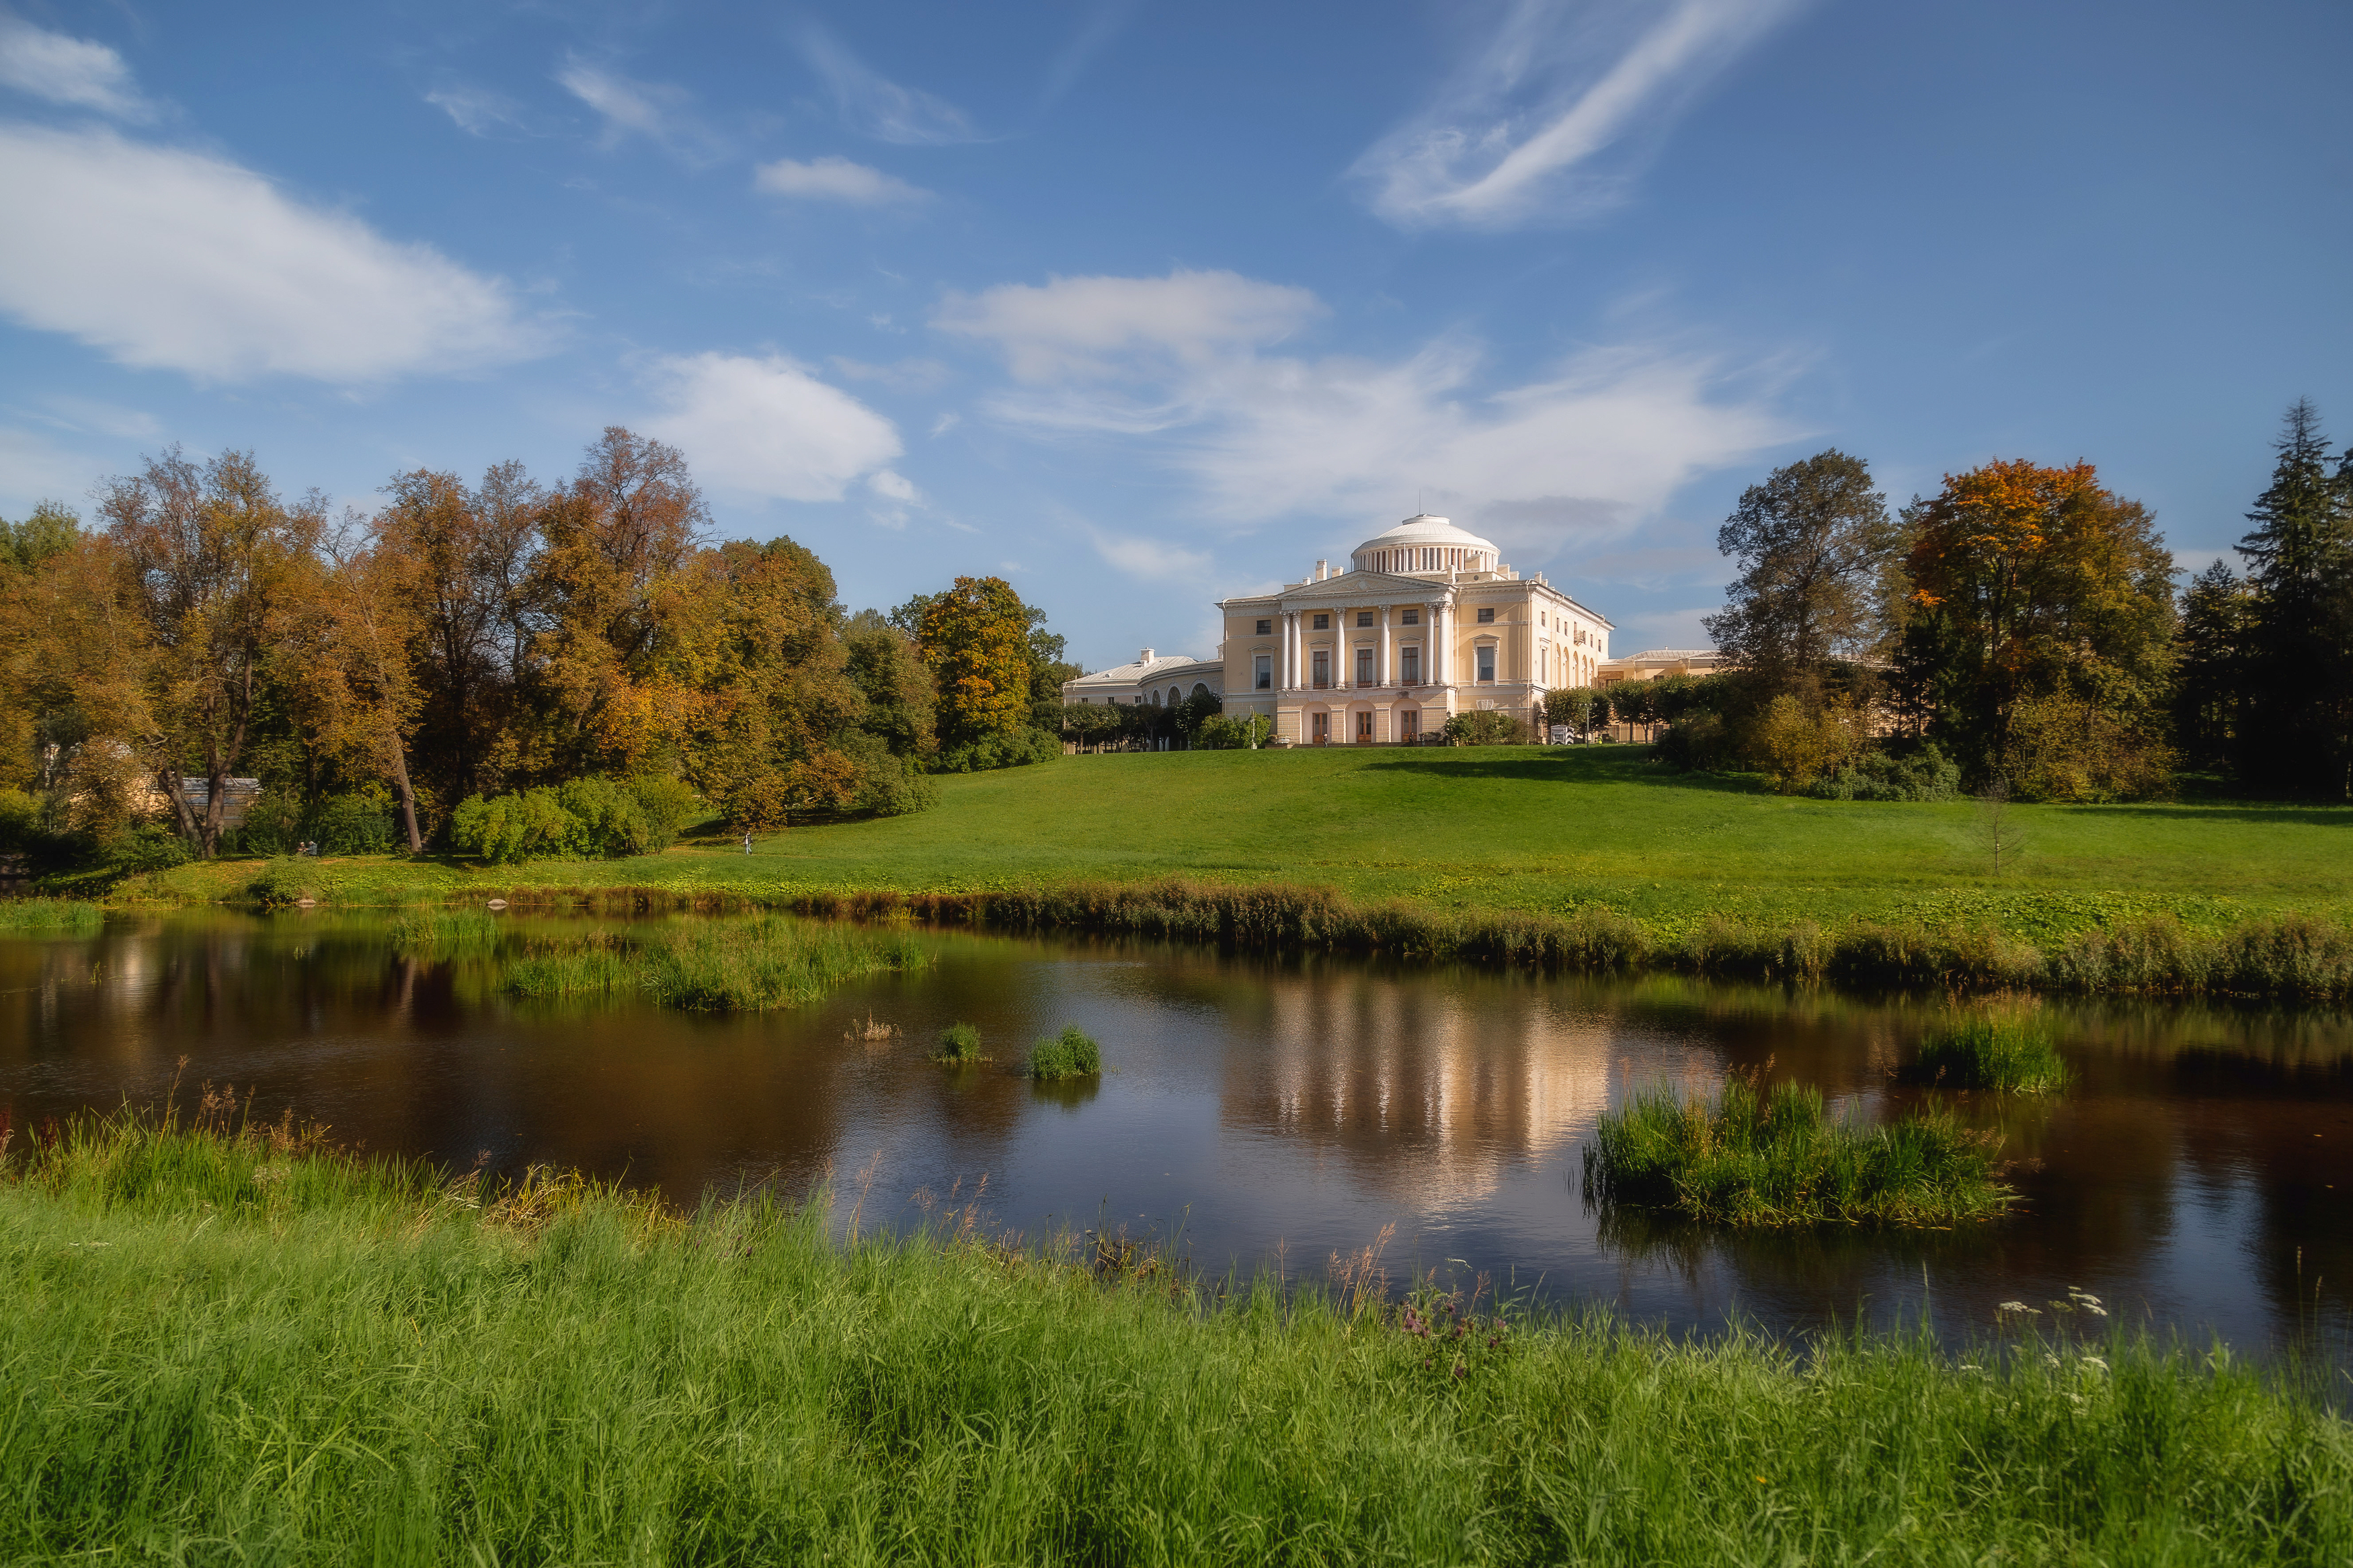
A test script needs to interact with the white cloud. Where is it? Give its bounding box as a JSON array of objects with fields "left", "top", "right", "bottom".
[
  {"left": 28, "top": 393, "right": 157, "bottom": 439},
  {"left": 556, "top": 56, "right": 724, "bottom": 163},
  {"left": 930, "top": 411, "right": 961, "bottom": 436},
  {"left": 1090, "top": 527, "right": 1210, "bottom": 580},
  {"left": 935, "top": 269, "right": 1323, "bottom": 382},
  {"left": 0, "top": 10, "right": 151, "bottom": 121},
  {"left": 641, "top": 352, "right": 902, "bottom": 503},
  {"left": 1351, "top": 0, "right": 1807, "bottom": 231},
  {"left": 427, "top": 83, "right": 529, "bottom": 138},
  {"left": 867, "top": 468, "right": 918, "bottom": 502},
  {"left": 797, "top": 24, "right": 978, "bottom": 145},
  {"left": 754, "top": 155, "right": 928, "bottom": 206},
  {"left": 941, "top": 268, "right": 1796, "bottom": 560},
  {"left": 0, "top": 122, "right": 547, "bottom": 382},
  {"left": 831, "top": 356, "right": 952, "bottom": 394}
]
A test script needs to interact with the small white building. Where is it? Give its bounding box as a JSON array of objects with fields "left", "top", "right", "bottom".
[{"left": 1060, "top": 648, "right": 1222, "bottom": 709}]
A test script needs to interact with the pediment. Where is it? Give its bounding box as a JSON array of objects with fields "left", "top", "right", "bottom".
[{"left": 1281, "top": 571, "right": 1446, "bottom": 602}]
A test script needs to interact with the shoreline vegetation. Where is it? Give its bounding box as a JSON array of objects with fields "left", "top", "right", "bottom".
[{"left": 1, "top": 1106, "right": 2345, "bottom": 1562}]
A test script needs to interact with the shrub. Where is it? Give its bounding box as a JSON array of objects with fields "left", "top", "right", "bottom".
[
  {"left": 854, "top": 758, "right": 939, "bottom": 817},
  {"left": 932, "top": 727, "right": 1062, "bottom": 774},
  {"left": 248, "top": 858, "right": 318, "bottom": 909},
  {"left": 2005, "top": 694, "right": 2176, "bottom": 802},
  {"left": 310, "top": 793, "right": 394, "bottom": 856},
  {"left": 1753, "top": 694, "right": 1868, "bottom": 789},
  {"left": 1654, "top": 709, "right": 1734, "bottom": 770},
  {"left": 1901, "top": 1017, "right": 2069, "bottom": 1093},
  {"left": 1583, "top": 1074, "right": 2014, "bottom": 1227},
  {"left": 107, "top": 821, "right": 191, "bottom": 874},
  {"left": 1195, "top": 714, "right": 1272, "bottom": 750},
  {"left": 1025, "top": 1024, "right": 1101, "bottom": 1080},
  {"left": 234, "top": 790, "right": 302, "bottom": 855},
  {"left": 627, "top": 775, "right": 703, "bottom": 845},
  {"left": 932, "top": 1022, "right": 984, "bottom": 1063},
  {"left": 1441, "top": 710, "right": 1527, "bottom": 746},
  {"left": 450, "top": 788, "right": 579, "bottom": 864},
  {"left": 1805, "top": 742, "right": 1963, "bottom": 802}
]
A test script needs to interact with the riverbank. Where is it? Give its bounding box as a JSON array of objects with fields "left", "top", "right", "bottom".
[
  {"left": 64, "top": 746, "right": 2353, "bottom": 1001},
  {"left": 3, "top": 1108, "right": 2345, "bottom": 1564}
]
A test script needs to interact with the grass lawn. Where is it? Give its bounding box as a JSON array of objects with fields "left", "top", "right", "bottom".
[{"left": 122, "top": 747, "right": 2351, "bottom": 946}]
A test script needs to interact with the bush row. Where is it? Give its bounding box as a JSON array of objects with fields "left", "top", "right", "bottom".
[{"left": 449, "top": 776, "right": 701, "bottom": 865}]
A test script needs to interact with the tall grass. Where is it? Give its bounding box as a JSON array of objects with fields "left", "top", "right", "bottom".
[
  {"left": 1025, "top": 1024, "right": 1102, "bottom": 1080},
  {"left": 1583, "top": 1075, "right": 2016, "bottom": 1227},
  {"left": 386, "top": 906, "right": 504, "bottom": 956},
  {"left": 0, "top": 1110, "right": 2344, "bottom": 1563},
  {"left": 0, "top": 897, "right": 103, "bottom": 934},
  {"left": 640, "top": 913, "right": 926, "bottom": 1011},
  {"left": 933, "top": 1021, "right": 984, "bottom": 1063},
  {"left": 1903, "top": 1016, "right": 2070, "bottom": 1093}
]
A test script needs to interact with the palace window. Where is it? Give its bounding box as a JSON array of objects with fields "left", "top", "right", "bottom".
[
  {"left": 1476, "top": 607, "right": 1495, "bottom": 624},
  {"left": 1401, "top": 607, "right": 1419, "bottom": 625},
  {"left": 1355, "top": 647, "right": 1373, "bottom": 685},
  {"left": 1476, "top": 645, "right": 1496, "bottom": 683},
  {"left": 1401, "top": 646, "right": 1420, "bottom": 684},
  {"left": 1355, "top": 610, "right": 1373, "bottom": 628},
  {"left": 1255, "top": 618, "right": 1271, "bottom": 635},
  {"left": 1312, "top": 613, "right": 1329, "bottom": 630},
  {"left": 1312, "top": 651, "right": 1330, "bottom": 688},
  {"left": 1254, "top": 655, "right": 1271, "bottom": 691}
]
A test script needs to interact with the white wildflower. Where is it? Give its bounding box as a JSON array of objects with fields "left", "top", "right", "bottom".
[{"left": 1997, "top": 1301, "right": 2041, "bottom": 1315}]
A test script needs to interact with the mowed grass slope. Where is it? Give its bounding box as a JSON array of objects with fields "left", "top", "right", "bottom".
[{"left": 130, "top": 747, "right": 2350, "bottom": 941}]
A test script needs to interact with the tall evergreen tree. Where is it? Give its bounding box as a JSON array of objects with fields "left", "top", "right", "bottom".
[
  {"left": 2235, "top": 400, "right": 2353, "bottom": 796},
  {"left": 2172, "top": 559, "right": 2251, "bottom": 772}
]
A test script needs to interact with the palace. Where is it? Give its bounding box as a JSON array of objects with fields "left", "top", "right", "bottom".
[{"left": 1063, "top": 514, "right": 1620, "bottom": 744}]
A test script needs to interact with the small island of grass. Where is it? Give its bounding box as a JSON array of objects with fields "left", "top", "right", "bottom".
[
  {"left": 932, "top": 1022, "right": 985, "bottom": 1063},
  {"left": 1583, "top": 1075, "right": 2013, "bottom": 1227},
  {"left": 1901, "top": 1016, "right": 2070, "bottom": 1094},
  {"left": 1025, "top": 1024, "right": 1102, "bottom": 1081}
]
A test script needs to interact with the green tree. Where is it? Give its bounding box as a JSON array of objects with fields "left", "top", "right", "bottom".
[
  {"left": 2173, "top": 559, "right": 2251, "bottom": 773},
  {"left": 2235, "top": 400, "right": 2353, "bottom": 796},
  {"left": 843, "top": 610, "right": 937, "bottom": 761},
  {"left": 1704, "top": 450, "right": 1899, "bottom": 708}
]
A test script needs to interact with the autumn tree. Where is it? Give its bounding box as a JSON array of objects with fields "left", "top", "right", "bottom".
[
  {"left": 526, "top": 428, "right": 707, "bottom": 779},
  {"left": 94, "top": 448, "right": 324, "bottom": 856},
  {"left": 2235, "top": 400, "right": 2353, "bottom": 796},
  {"left": 1704, "top": 450, "right": 1899, "bottom": 707},
  {"left": 302, "top": 527, "right": 428, "bottom": 850},
  {"left": 1892, "top": 459, "right": 2176, "bottom": 797},
  {"left": 910, "top": 577, "right": 1038, "bottom": 749}
]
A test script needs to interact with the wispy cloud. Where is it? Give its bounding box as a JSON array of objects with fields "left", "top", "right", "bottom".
[
  {"left": 797, "top": 23, "right": 978, "bottom": 145},
  {"left": 1089, "top": 526, "right": 1211, "bottom": 580},
  {"left": 754, "top": 155, "right": 929, "bottom": 206},
  {"left": 1040, "top": 0, "right": 1140, "bottom": 110},
  {"left": 640, "top": 352, "right": 902, "bottom": 503},
  {"left": 0, "top": 8, "right": 153, "bottom": 121},
  {"left": 939, "top": 267, "right": 1797, "bottom": 560},
  {"left": 556, "top": 55, "right": 726, "bottom": 164},
  {"left": 1351, "top": 0, "right": 1808, "bottom": 231},
  {"left": 427, "top": 83, "right": 532, "bottom": 138},
  {"left": 0, "top": 424, "right": 99, "bottom": 513},
  {"left": 0, "top": 122, "right": 548, "bottom": 383}
]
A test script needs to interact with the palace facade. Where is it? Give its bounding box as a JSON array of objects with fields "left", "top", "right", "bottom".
[{"left": 1063, "top": 514, "right": 1618, "bottom": 744}]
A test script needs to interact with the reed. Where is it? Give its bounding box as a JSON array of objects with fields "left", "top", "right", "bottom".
[
  {"left": 387, "top": 906, "right": 504, "bottom": 956},
  {"left": 0, "top": 897, "right": 102, "bottom": 934},
  {"left": 1583, "top": 1075, "right": 2016, "bottom": 1227},
  {"left": 1024, "top": 1024, "right": 1102, "bottom": 1080},
  {"left": 503, "top": 933, "right": 635, "bottom": 997},
  {"left": 639, "top": 914, "right": 925, "bottom": 1012},
  {"left": 933, "top": 1021, "right": 984, "bottom": 1063},
  {"left": 1903, "top": 1016, "right": 2070, "bottom": 1094},
  {"left": 0, "top": 1109, "right": 2343, "bottom": 1564}
]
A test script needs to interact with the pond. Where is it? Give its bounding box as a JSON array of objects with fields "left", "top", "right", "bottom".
[{"left": 3, "top": 909, "right": 2349, "bottom": 1358}]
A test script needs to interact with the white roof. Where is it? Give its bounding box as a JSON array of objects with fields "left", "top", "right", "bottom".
[
  {"left": 1353, "top": 513, "right": 1497, "bottom": 559},
  {"left": 1066, "top": 652, "right": 1205, "bottom": 687}
]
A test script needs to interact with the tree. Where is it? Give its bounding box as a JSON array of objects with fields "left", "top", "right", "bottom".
[
  {"left": 526, "top": 428, "right": 707, "bottom": 779},
  {"left": 1704, "top": 450, "right": 1899, "bottom": 706},
  {"left": 95, "top": 448, "right": 323, "bottom": 857},
  {"left": 2173, "top": 559, "right": 2250, "bottom": 772},
  {"left": 843, "top": 610, "right": 936, "bottom": 762},
  {"left": 303, "top": 529, "right": 428, "bottom": 850},
  {"left": 1891, "top": 459, "right": 2176, "bottom": 794},
  {"left": 2235, "top": 401, "right": 2353, "bottom": 796},
  {"left": 913, "top": 577, "right": 1036, "bottom": 749}
]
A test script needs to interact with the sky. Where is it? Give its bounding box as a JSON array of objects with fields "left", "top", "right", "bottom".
[{"left": 1, "top": 1, "right": 2348, "bottom": 670}]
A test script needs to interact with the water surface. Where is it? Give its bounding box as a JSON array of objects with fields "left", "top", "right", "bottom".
[{"left": 3, "top": 910, "right": 2348, "bottom": 1358}]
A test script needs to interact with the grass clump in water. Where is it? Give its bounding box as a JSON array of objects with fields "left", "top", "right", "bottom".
[
  {"left": 1583, "top": 1073, "right": 2013, "bottom": 1227},
  {"left": 933, "top": 1022, "right": 984, "bottom": 1063},
  {"left": 505, "top": 932, "right": 635, "bottom": 998},
  {"left": 640, "top": 914, "right": 924, "bottom": 1012},
  {"left": 1025, "top": 1024, "right": 1101, "bottom": 1080},
  {"left": 387, "top": 907, "right": 504, "bottom": 956},
  {"left": 1901, "top": 1016, "right": 2069, "bottom": 1094}
]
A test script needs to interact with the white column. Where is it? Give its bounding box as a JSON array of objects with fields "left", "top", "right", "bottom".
[
  {"left": 1284, "top": 612, "right": 1297, "bottom": 690},
  {"left": 1379, "top": 606, "right": 1392, "bottom": 686},
  {"left": 1431, "top": 602, "right": 1447, "bottom": 686}
]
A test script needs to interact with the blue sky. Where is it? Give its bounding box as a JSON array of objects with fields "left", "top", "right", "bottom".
[{"left": 2, "top": 1, "right": 2348, "bottom": 669}]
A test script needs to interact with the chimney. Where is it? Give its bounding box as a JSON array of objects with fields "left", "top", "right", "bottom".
[
  {"left": 1315, "top": 559, "right": 1328, "bottom": 581},
  {"left": 1138, "top": 647, "right": 1154, "bottom": 665}
]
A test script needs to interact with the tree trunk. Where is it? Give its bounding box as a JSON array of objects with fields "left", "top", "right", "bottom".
[{"left": 388, "top": 735, "right": 424, "bottom": 852}]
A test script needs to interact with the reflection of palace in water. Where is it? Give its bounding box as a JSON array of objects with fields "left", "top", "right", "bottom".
[{"left": 1220, "top": 969, "right": 1618, "bottom": 1210}]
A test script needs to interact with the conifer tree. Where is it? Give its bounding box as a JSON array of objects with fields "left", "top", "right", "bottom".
[{"left": 2235, "top": 400, "right": 2353, "bottom": 796}]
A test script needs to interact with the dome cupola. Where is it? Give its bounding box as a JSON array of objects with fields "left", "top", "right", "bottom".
[{"left": 1349, "top": 514, "right": 1499, "bottom": 577}]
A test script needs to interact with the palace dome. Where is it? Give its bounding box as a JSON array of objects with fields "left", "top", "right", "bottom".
[{"left": 1349, "top": 514, "right": 1497, "bottom": 576}]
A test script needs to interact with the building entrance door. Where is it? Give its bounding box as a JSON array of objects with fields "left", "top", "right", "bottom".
[
  {"left": 1355, "top": 710, "right": 1373, "bottom": 742},
  {"left": 1399, "top": 710, "right": 1419, "bottom": 743},
  {"left": 1311, "top": 712, "right": 1328, "bottom": 745}
]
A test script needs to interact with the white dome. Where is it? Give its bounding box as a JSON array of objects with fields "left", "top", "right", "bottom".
[{"left": 1350, "top": 514, "right": 1497, "bottom": 575}]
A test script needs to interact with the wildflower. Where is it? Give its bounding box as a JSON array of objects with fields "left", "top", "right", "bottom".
[
  {"left": 2044, "top": 1353, "right": 2061, "bottom": 1368},
  {"left": 1997, "top": 1301, "right": 2040, "bottom": 1315},
  {"left": 1958, "top": 1364, "right": 1983, "bottom": 1372},
  {"left": 2079, "top": 1355, "right": 2108, "bottom": 1372}
]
